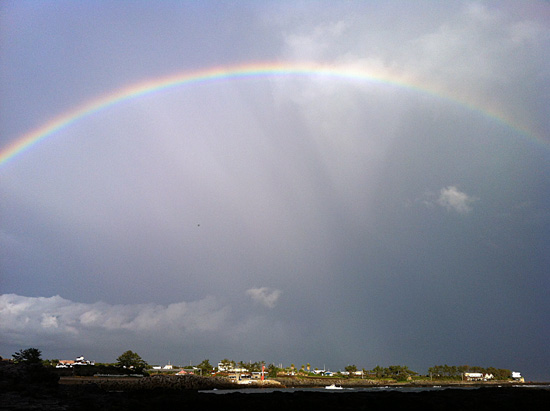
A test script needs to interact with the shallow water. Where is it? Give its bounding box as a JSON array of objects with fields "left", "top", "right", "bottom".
[
  {"left": 200, "top": 384, "right": 550, "bottom": 395},
  {"left": 201, "top": 386, "right": 473, "bottom": 394}
]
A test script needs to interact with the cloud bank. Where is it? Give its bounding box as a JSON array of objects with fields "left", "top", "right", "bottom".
[{"left": 0, "top": 293, "right": 230, "bottom": 344}]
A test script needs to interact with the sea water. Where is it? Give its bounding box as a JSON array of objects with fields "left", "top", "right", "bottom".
[
  {"left": 199, "top": 384, "right": 550, "bottom": 395},
  {"left": 200, "top": 386, "right": 472, "bottom": 394}
]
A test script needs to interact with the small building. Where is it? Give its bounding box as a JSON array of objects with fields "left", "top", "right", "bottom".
[
  {"left": 464, "top": 372, "right": 494, "bottom": 381},
  {"left": 512, "top": 372, "right": 524, "bottom": 382},
  {"left": 464, "top": 372, "right": 484, "bottom": 381},
  {"left": 74, "top": 356, "right": 94, "bottom": 366},
  {"left": 312, "top": 369, "right": 336, "bottom": 377},
  {"left": 56, "top": 356, "right": 94, "bottom": 368},
  {"left": 217, "top": 362, "right": 248, "bottom": 373},
  {"left": 251, "top": 371, "right": 265, "bottom": 380},
  {"left": 56, "top": 360, "right": 75, "bottom": 368}
]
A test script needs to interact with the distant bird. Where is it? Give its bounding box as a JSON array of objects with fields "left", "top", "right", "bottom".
[{"left": 197, "top": 224, "right": 200, "bottom": 227}]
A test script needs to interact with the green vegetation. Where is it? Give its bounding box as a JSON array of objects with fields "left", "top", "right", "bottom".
[
  {"left": 219, "top": 358, "right": 236, "bottom": 370},
  {"left": 428, "top": 365, "right": 511, "bottom": 380},
  {"left": 12, "top": 348, "right": 42, "bottom": 365},
  {"left": 265, "top": 364, "right": 275, "bottom": 377},
  {"left": 42, "top": 359, "right": 59, "bottom": 367},
  {"left": 245, "top": 362, "right": 263, "bottom": 373},
  {"left": 10, "top": 348, "right": 59, "bottom": 386},
  {"left": 196, "top": 359, "right": 214, "bottom": 375},
  {"left": 115, "top": 350, "right": 148, "bottom": 372},
  {"left": 365, "top": 365, "right": 417, "bottom": 381},
  {"left": 25, "top": 348, "right": 516, "bottom": 383}
]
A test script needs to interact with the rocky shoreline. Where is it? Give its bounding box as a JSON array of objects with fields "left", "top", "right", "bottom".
[
  {"left": 272, "top": 376, "right": 539, "bottom": 388},
  {"left": 2, "top": 362, "right": 549, "bottom": 410},
  {"left": 59, "top": 374, "right": 282, "bottom": 391}
]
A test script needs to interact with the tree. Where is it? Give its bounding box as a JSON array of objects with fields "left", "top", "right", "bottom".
[
  {"left": 42, "top": 359, "right": 59, "bottom": 367},
  {"left": 13, "top": 348, "right": 42, "bottom": 364},
  {"left": 345, "top": 364, "right": 358, "bottom": 374},
  {"left": 492, "top": 368, "right": 511, "bottom": 380},
  {"left": 267, "top": 363, "right": 279, "bottom": 378},
  {"left": 247, "top": 361, "right": 262, "bottom": 373},
  {"left": 219, "top": 358, "right": 235, "bottom": 371},
  {"left": 388, "top": 365, "right": 416, "bottom": 381},
  {"left": 372, "top": 365, "right": 384, "bottom": 378},
  {"left": 115, "top": 350, "right": 147, "bottom": 371},
  {"left": 11, "top": 348, "right": 59, "bottom": 385},
  {"left": 197, "top": 359, "right": 213, "bottom": 375}
]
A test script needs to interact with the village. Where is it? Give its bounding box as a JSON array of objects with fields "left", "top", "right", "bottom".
[
  {"left": 2, "top": 349, "right": 545, "bottom": 410},
  {"left": 50, "top": 352, "right": 525, "bottom": 384}
]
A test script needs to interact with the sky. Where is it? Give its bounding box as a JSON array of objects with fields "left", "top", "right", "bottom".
[{"left": 1, "top": 1, "right": 549, "bottom": 379}]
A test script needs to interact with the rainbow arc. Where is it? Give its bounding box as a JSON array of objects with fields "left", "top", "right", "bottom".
[{"left": 0, "top": 62, "right": 543, "bottom": 167}]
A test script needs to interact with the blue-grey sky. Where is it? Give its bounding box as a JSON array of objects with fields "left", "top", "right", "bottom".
[{"left": 1, "top": 1, "right": 549, "bottom": 379}]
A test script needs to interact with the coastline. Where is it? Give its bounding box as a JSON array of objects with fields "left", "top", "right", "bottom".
[
  {"left": 57, "top": 374, "right": 549, "bottom": 390},
  {"left": 271, "top": 376, "right": 548, "bottom": 389},
  {"left": 54, "top": 374, "right": 550, "bottom": 398},
  {"left": 3, "top": 362, "right": 549, "bottom": 410}
]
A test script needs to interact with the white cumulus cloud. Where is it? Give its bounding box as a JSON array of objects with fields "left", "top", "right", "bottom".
[
  {"left": 437, "top": 186, "right": 476, "bottom": 214},
  {"left": 245, "top": 287, "right": 282, "bottom": 309},
  {"left": 0, "top": 294, "right": 230, "bottom": 346}
]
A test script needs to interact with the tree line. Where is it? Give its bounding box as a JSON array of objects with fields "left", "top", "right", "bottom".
[
  {"left": 8, "top": 348, "right": 517, "bottom": 381},
  {"left": 428, "top": 364, "right": 511, "bottom": 380}
]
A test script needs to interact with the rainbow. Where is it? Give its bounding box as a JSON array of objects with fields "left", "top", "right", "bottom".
[{"left": 0, "top": 62, "right": 543, "bottom": 167}]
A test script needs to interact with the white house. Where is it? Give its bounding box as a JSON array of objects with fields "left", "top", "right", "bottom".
[
  {"left": 464, "top": 372, "right": 484, "bottom": 381},
  {"left": 56, "top": 356, "right": 94, "bottom": 368},
  {"left": 464, "top": 372, "right": 494, "bottom": 381},
  {"left": 313, "top": 369, "right": 336, "bottom": 376},
  {"left": 74, "top": 356, "right": 94, "bottom": 366},
  {"left": 217, "top": 362, "right": 248, "bottom": 373}
]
